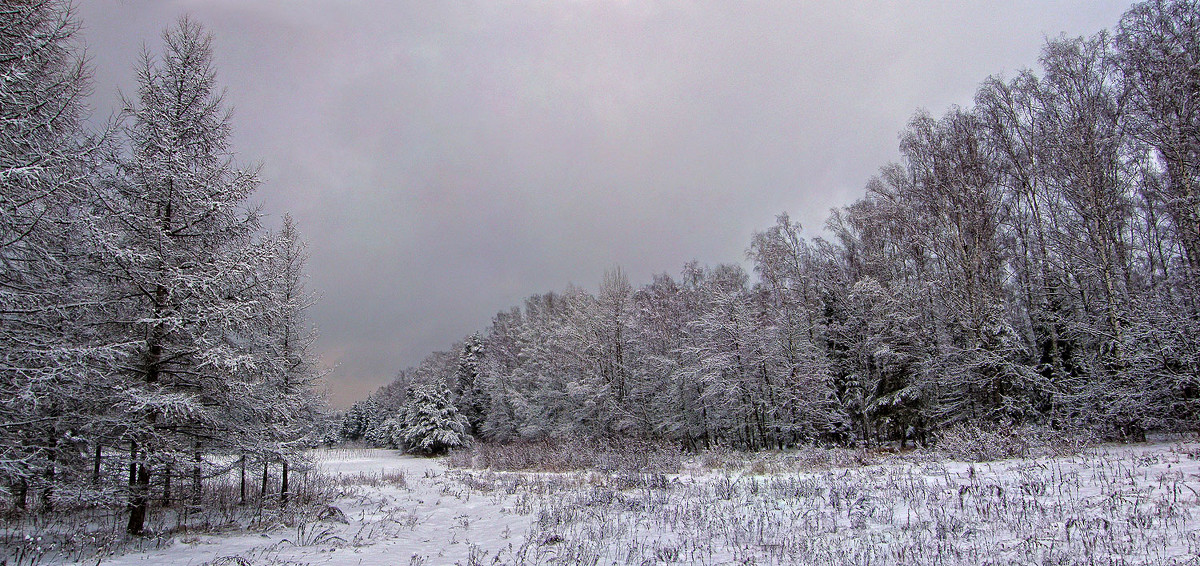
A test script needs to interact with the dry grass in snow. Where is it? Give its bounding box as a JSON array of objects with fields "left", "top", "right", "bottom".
[{"left": 4, "top": 441, "right": 1198, "bottom": 565}]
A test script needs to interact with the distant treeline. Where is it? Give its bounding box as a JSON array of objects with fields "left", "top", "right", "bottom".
[{"left": 347, "top": 0, "right": 1200, "bottom": 450}]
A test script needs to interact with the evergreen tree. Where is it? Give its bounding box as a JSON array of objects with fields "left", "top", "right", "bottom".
[
  {"left": 365, "top": 415, "right": 405, "bottom": 449},
  {"left": 251, "top": 214, "right": 324, "bottom": 502},
  {"left": 0, "top": 0, "right": 106, "bottom": 511},
  {"left": 454, "top": 333, "right": 489, "bottom": 435},
  {"left": 339, "top": 399, "right": 378, "bottom": 442},
  {"left": 95, "top": 17, "right": 262, "bottom": 534},
  {"left": 401, "top": 385, "right": 467, "bottom": 456}
]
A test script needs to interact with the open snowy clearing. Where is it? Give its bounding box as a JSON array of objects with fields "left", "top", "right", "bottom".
[{"left": 56, "top": 442, "right": 1200, "bottom": 565}]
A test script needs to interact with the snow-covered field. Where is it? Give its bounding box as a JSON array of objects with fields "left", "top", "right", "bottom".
[{"left": 54, "top": 441, "right": 1200, "bottom": 565}]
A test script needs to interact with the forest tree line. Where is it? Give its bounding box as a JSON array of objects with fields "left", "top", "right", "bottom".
[
  {"left": 1, "top": 3, "right": 323, "bottom": 534},
  {"left": 347, "top": 0, "right": 1200, "bottom": 451}
]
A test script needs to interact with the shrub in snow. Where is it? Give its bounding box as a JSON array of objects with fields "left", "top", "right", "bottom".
[
  {"left": 401, "top": 385, "right": 468, "bottom": 455},
  {"left": 935, "top": 422, "right": 1031, "bottom": 462},
  {"left": 934, "top": 421, "right": 1100, "bottom": 462}
]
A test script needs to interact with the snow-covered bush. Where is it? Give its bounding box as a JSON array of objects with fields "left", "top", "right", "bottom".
[
  {"left": 935, "top": 422, "right": 1032, "bottom": 462},
  {"left": 935, "top": 422, "right": 1099, "bottom": 462}
]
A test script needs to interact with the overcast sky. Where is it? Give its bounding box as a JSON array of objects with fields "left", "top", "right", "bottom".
[{"left": 77, "top": 1, "right": 1132, "bottom": 407}]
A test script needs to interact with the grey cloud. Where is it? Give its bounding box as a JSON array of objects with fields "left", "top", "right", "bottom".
[{"left": 78, "top": 0, "right": 1132, "bottom": 406}]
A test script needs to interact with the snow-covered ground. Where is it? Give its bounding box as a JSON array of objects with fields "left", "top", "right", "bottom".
[
  {"left": 61, "top": 442, "right": 1200, "bottom": 565},
  {"left": 60, "top": 448, "right": 534, "bottom": 566}
]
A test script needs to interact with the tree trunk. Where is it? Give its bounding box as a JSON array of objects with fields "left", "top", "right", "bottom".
[
  {"left": 191, "top": 447, "right": 202, "bottom": 507},
  {"left": 126, "top": 442, "right": 151, "bottom": 535},
  {"left": 41, "top": 434, "right": 56, "bottom": 512},
  {"left": 239, "top": 454, "right": 246, "bottom": 505},
  {"left": 280, "top": 459, "right": 289, "bottom": 505},
  {"left": 260, "top": 458, "right": 269, "bottom": 499},
  {"left": 162, "top": 463, "right": 172, "bottom": 507},
  {"left": 13, "top": 478, "right": 27, "bottom": 511}
]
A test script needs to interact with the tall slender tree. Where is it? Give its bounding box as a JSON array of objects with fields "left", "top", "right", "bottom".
[
  {"left": 253, "top": 214, "right": 323, "bottom": 504},
  {"left": 94, "top": 17, "right": 261, "bottom": 534},
  {"left": 0, "top": 0, "right": 108, "bottom": 511},
  {"left": 1117, "top": 0, "right": 1200, "bottom": 272}
]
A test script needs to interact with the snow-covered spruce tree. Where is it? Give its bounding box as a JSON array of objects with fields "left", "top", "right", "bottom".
[
  {"left": 365, "top": 415, "right": 404, "bottom": 449},
  {"left": 339, "top": 398, "right": 378, "bottom": 442},
  {"left": 93, "top": 18, "right": 262, "bottom": 534},
  {"left": 0, "top": 0, "right": 112, "bottom": 511},
  {"left": 401, "top": 384, "right": 468, "bottom": 456},
  {"left": 450, "top": 334, "right": 482, "bottom": 432},
  {"left": 453, "top": 333, "right": 490, "bottom": 435}
]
